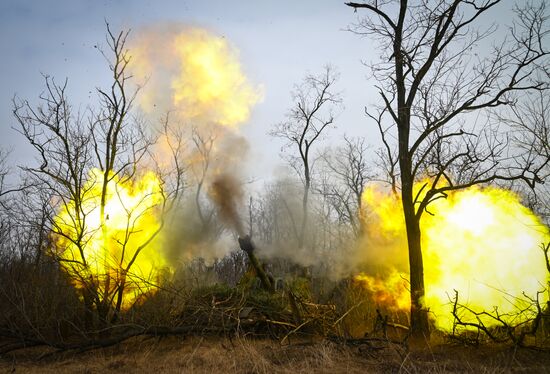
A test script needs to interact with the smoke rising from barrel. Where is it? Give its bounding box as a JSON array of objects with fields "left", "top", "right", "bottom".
[{"left": 208, "top": 173, "right": 246, "bottom": 237}]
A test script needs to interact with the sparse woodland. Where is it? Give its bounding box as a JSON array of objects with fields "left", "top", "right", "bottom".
[{"left": 1, "top": 1, "right": 550, "bottom": 372}]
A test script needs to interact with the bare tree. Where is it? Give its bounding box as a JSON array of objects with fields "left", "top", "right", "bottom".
[
  {"left": 507, "top": 89, "right": 550, "bottom": 222},
  {"left": 320, "top": 136, "right": 373, "bottom": 235},
  {"left": 190, "top": 127, "right": 217, "bottom": 228},
  {"left": 270, "top": 66, "right": 342, "bottom": 248},
  {"left": 13, "top": 25, "right": 184, "bottom": 326},
  {"left": 346, "top": 0, "right": 549, "bottom": 339},
  {"left": 367, "top": 107, "right": 399, "bottom": 194},
  {"left": 89, "top": 26, "right": 156, "bottom": 323}
]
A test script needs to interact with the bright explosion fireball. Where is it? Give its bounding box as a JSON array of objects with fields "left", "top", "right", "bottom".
[
  {"left": 53, "top": 168, "right": 167, "bottom": 309},
  {"left": 130, "top": 26, "right": 263, "bottom": 128},
  {"left": 356, "top": 183, "right": 549, "bottom": 331}
]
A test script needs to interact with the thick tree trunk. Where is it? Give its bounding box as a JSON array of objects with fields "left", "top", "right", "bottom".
[
  {"left": 401, "top": 177, "right": 430, "bottom": 341},
  {"left": 394, "top": 11, "right": 430, "bottom": 337},
  {"left": 400, "top": 175, "right": 431, "bottom": 340},
  {"left": 398, "top": 110, "right": 430, "bottom": 339}
]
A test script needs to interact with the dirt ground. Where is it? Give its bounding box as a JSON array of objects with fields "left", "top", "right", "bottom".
[{"left": 1, "top": 336, "right": 550, "bottom": 373}]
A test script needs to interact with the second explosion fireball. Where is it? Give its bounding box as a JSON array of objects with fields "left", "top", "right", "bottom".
[{"left": 356, "top": 183, "right": 549, "bottom": 331}]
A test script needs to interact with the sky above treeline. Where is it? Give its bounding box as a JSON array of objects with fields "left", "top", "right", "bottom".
[{"left": 0, "top": 0, "right": 513, "bottom": 185}]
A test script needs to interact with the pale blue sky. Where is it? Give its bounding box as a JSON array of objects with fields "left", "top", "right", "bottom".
[{"left": 0, "top": 0, "right": 514, "bottom": 183}]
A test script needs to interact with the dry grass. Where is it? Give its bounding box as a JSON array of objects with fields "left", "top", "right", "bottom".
[{"left": 2, "top": 336, "right": 550, "bottom": 373}]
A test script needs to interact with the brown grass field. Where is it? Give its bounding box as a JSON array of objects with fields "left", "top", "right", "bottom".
[{"left": 2, "top": 336, "right": 550, "bottom": 373}]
